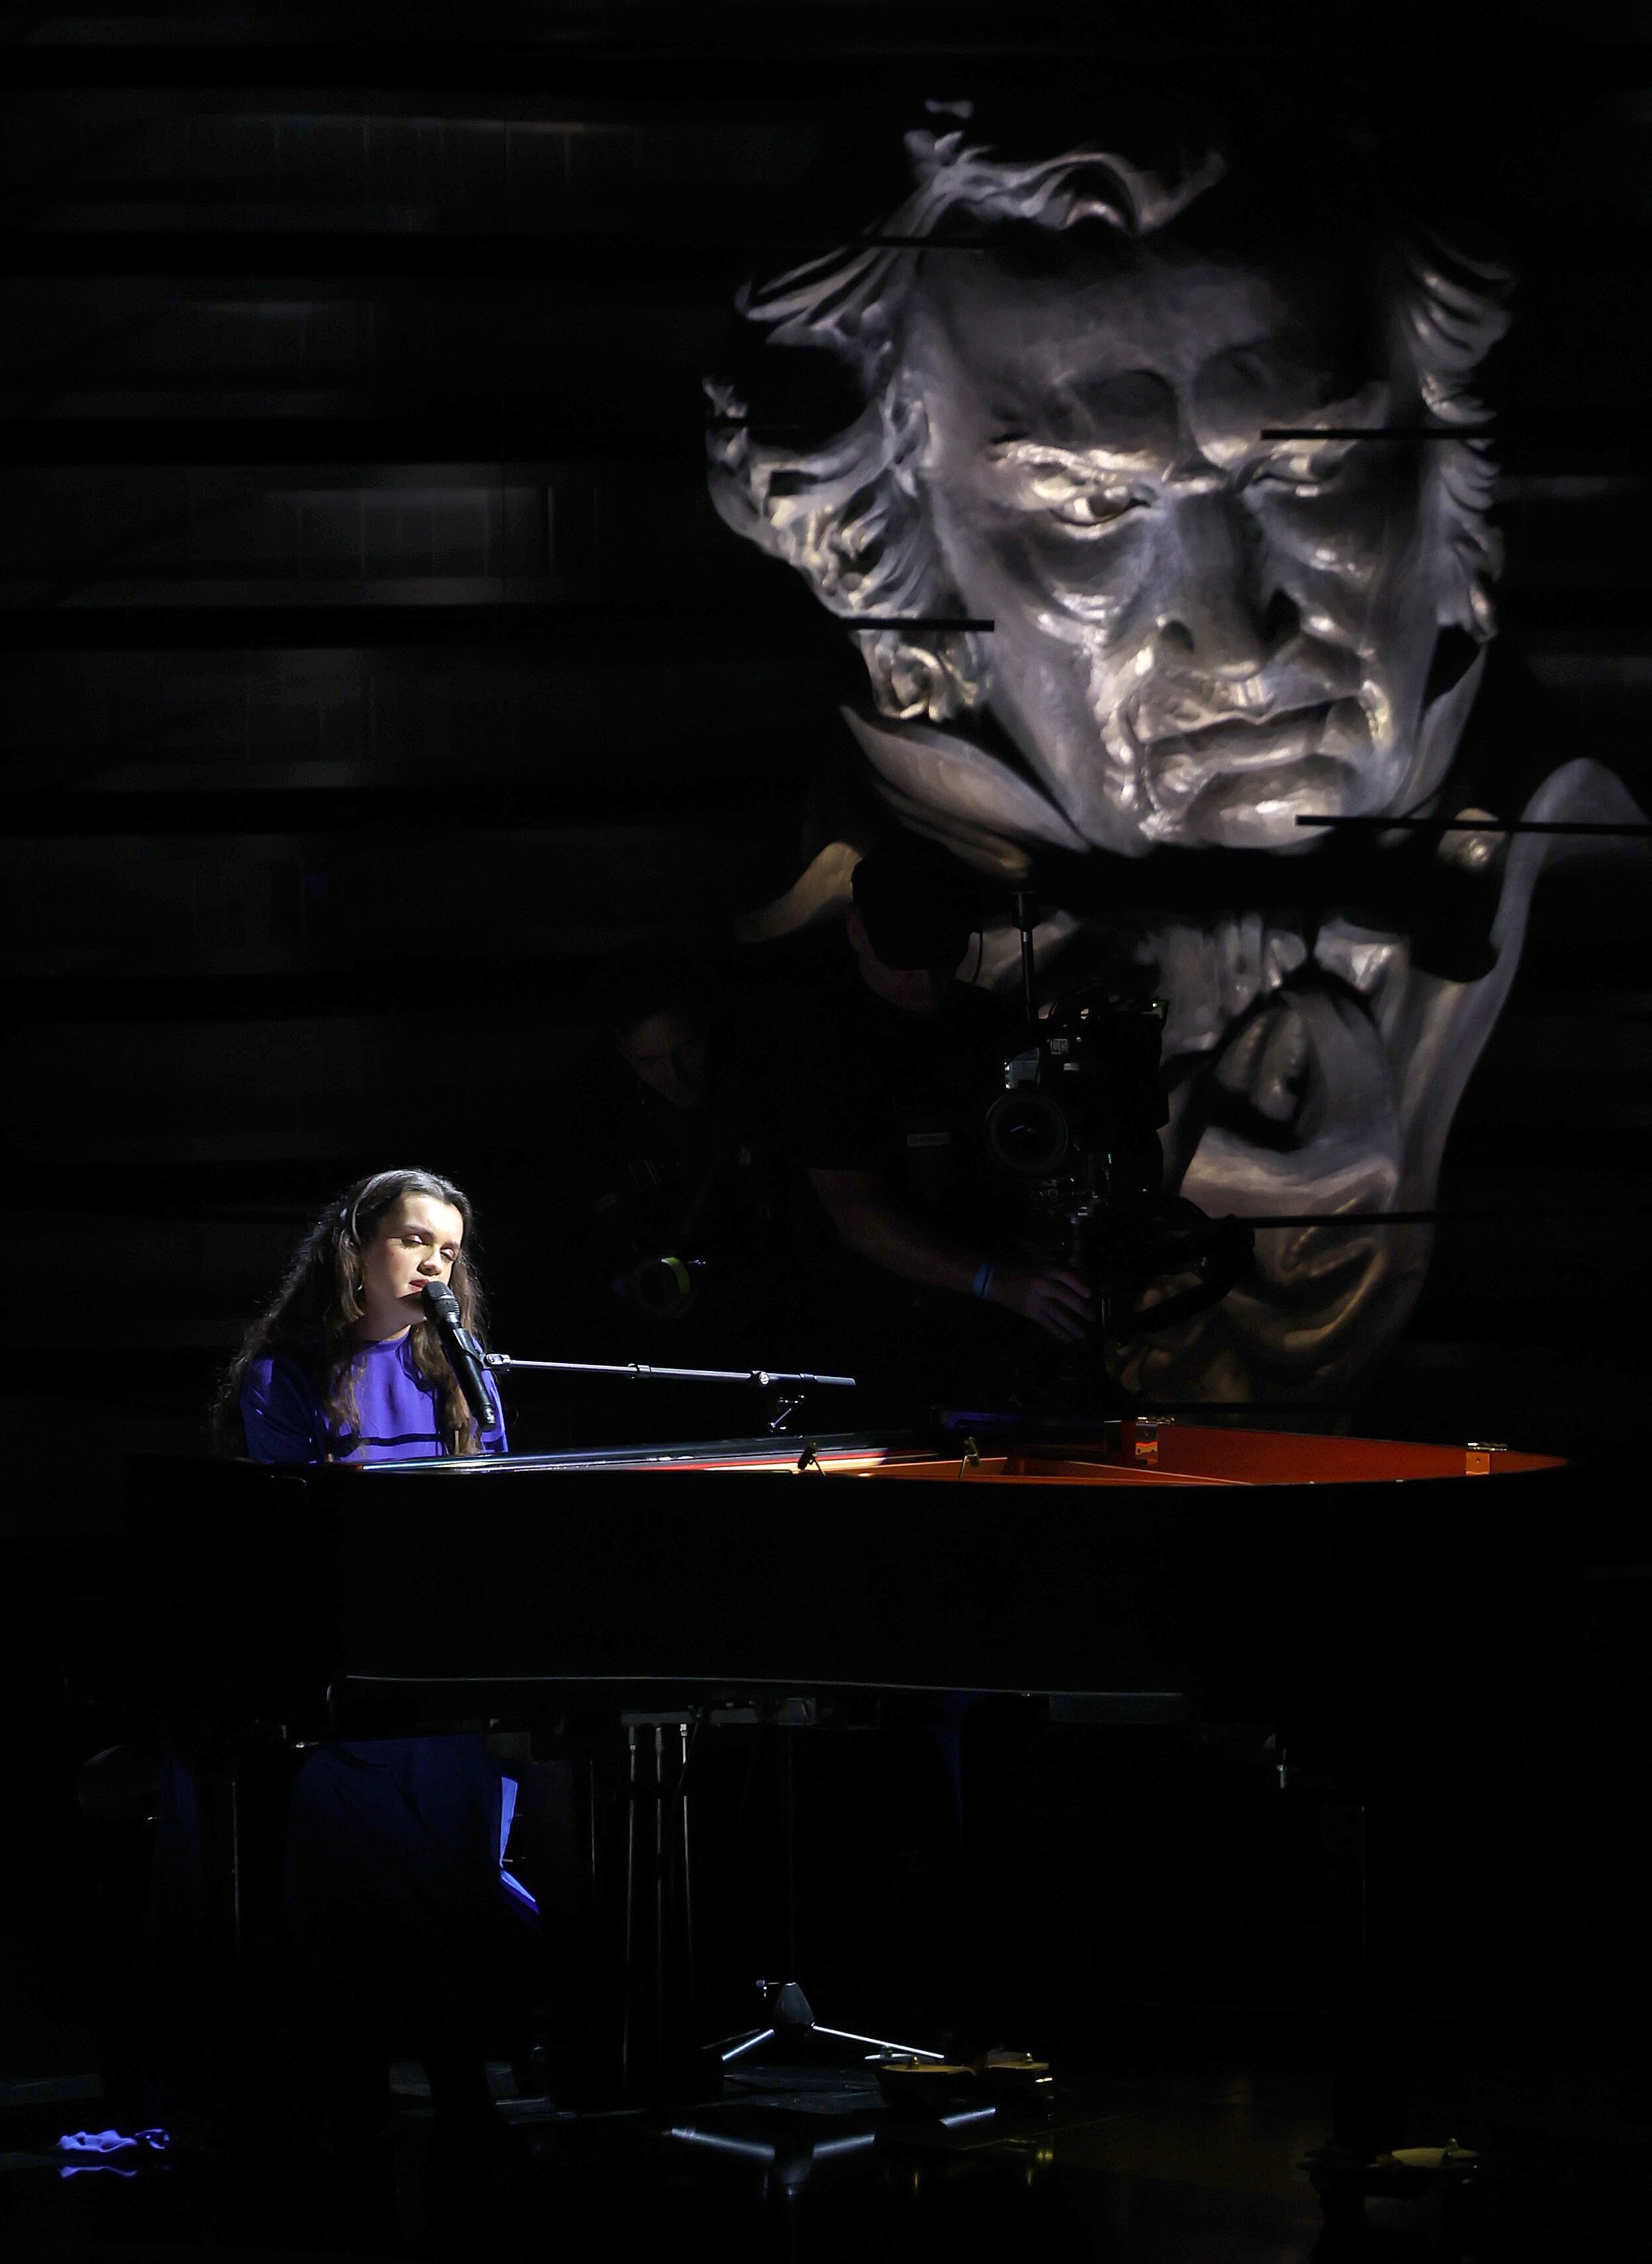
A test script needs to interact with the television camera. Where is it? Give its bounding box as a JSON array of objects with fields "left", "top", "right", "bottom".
[{"left": 980, "top": 896, "right": 1252, "bottom": 1342}]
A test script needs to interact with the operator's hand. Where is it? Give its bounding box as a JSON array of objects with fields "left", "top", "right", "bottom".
[{"left": 987, "top": 1264, "right": 1094, "bottom": 1343}]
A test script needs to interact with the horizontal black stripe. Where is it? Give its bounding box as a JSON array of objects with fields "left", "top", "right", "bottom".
[
  {"left": 0, "top": 41, "right": 992, "bottom": 100},
  {"left": 0, "top": 776, "right": 803, "bottom": 837},
  {"left": 7, "top": 417, "right": 1652, "bottom": 475},
  {"left": 21, "top": 1299, "right": 1650, "bottom": 1373},
  {"left": 0, "top": 600, "right": 872, "bottom": 652},
  {"left": 11, "top": 222, "right": 1652, "bottom": 284},
  {"left": 3, "top": 1153, "right": 575, "bottom": 1215},
  {"left": 0, "top": 232, "right": 824, "bottom": 284},
  {"left": 13, "top": 1183, "right": 1648, "bottom": 1231},
  {"left": 0, "top": 419, "right": 703, "bottom": 468},
  {"left": 5, "top": 26, "right": 1651, "bottom": 97},
  {"left": 3, "top": 598, "right": 1649, "bottom": 655},
  {"left": 0, "top": 953, "right": 727, "bottom": 1025},
  {"left": 7, "top": 942, "right": 1650, "bottom": 1028},
  {"left": 336, "top": 1431, "right": 501, "bottom": 1448},
  {"left": 342, "top": 1432, "right": 445, "bottom": 1449}
]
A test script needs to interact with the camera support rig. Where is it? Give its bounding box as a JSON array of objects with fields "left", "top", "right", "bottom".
[{"left": 984, "top": 893, "right": 1254, "bottom": 1358}]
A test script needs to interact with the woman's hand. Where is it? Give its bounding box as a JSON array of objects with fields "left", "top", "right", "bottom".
[{"left": 987, "top": 1264, "right": 1094, "bottom": 1343}]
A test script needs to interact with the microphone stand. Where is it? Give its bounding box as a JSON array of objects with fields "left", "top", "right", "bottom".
[
  {"left": 482, "top": 1354, "right": 856, "bottom": 1435},
  {"left": 481, "top": 1352, "right": 916, "bottom": 2097}
]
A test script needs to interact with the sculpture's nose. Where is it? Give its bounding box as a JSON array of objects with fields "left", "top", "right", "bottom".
[{"left": 1154, "top": 483, "right": 1298, "bottom": 684}]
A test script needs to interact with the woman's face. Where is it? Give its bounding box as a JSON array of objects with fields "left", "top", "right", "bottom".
[{"left": 357, "top": 1190, "right": 465, "bottom": 1341}]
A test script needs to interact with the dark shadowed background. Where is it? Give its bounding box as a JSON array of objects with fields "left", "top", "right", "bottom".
[
  {"left": 3, "top": 5, "right": 1651, "bottom": 1506},
  {"left": 1, "top": 1, "right": 1649, "bottom": 2079}
]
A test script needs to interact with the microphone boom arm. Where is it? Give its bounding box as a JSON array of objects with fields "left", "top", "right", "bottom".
[{"left": 483, "top": 1355, "right": 856, "bottom": 1390}]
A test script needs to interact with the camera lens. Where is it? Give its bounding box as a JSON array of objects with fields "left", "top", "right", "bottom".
[
  {"left": 630, "top": 1254, "right": 697, "bottom": 1315},
  {"left": 985, "top": 1092, "right": 1071, "bottom": 1176}
]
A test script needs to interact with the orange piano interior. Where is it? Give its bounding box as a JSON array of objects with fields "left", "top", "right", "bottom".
[{"left": 580, "top": 1426, "right": 1565, "bottom": 1486}]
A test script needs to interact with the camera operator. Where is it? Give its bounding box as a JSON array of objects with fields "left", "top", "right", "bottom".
[
  {"left": 779, "top": 839, "right": 1093, "bottom": 1411},
  {"left": 562, "top": 964, "right": 791, "bottom": 1374}
]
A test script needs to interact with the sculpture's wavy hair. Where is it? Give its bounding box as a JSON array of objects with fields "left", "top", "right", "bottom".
[
  {"left": 212, "top": 1166, "right": 490, "bottom": 1458},
  {"left": 707, "top": 103, "right": 1512, "bottom": 733}
]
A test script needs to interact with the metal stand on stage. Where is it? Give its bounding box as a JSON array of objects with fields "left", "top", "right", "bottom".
[
  {"left": 706, "top": 1705, "right": 942, "bottom": 2079},
  {"left": 482, "top": 1349, "right": 933, "bottom": 2095},
  {"left": 606, "top": 1695, "right": 940, "bottom": 2097},
  {"left": 608, "top": 1688, "right": 941, "bottom": 2099},
  {"left": 616, "top": 1709, "right": 700, "bottom": 2098}
]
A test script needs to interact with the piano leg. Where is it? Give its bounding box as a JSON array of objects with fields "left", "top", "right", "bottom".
[
  {"left": 655, "top": 1726, "right": 666, "bottom": 2075},
  {"left": 148, "top": 1742, "right": 295, "bottom": 2136},
  {"left": 1324, "top": 1793, "right": 1412, "bottom": 2159},
  {"left": 191, "top": 1758, "right": 243, "bottom": 1966},
  {"left": 1270, "top": 1746, "right": 1410, "bottom": 2169}
]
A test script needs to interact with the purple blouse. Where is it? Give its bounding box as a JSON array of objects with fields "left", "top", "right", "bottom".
[{"left": 240, "top": 1331, "right": 507, "bottom": 1463}]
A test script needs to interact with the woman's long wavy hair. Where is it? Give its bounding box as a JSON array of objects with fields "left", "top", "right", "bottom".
[{"left": 213, "top": 1166, "right": 492, "bottom": 1458}]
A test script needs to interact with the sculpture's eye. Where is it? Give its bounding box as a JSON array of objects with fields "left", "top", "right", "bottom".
[
  {"left": 1046, "top": 491, "right": 1144, "bottom": 530},
  {"left": 1025, "top": 471, "right": 1144, "bottom": 531},
  {"left": 985, "top": 444, "right": 1152, "bottom": 533},
  {"left": 1248, "top": 444, "right": 1353, "bottom": 498},
  {"left": 1252, "top": 467, "right": 1328, "bottom": 497}
]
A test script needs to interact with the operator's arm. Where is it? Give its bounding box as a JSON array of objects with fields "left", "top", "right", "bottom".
[{"left": 807, "top": 1168, "right": 1093, "bottom": 1343}]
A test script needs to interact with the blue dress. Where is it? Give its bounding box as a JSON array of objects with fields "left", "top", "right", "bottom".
[
  {"left": 236, "top": 1337, "right": 533, "bottom": 2060},
  {"left": 240, "top": 1331, "right": 507, "bottom": 1462}
]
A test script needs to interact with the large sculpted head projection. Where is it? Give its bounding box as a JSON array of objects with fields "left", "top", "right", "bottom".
[
  {"left": 709, "top": 108, "right": 1508, "bottom": 863},
  {"left": 708, "top": 103, "right": 1636, "bottom": 1402}
]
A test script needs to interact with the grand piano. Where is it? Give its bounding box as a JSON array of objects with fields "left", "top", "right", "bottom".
[
  {"left": 122, "top": 1419, "right": 1575, "bottom": 2123},
  {"left": 128, "top": 1420, "right": 1565, "bottom": 1738}
]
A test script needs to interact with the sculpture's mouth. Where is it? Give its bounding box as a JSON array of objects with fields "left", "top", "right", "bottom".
[{"left": 1135, "top": 696, "right": 1371, "bottom": 835}]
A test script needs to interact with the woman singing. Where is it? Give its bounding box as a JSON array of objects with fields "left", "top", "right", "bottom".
[
  {"left": 216, "top": 1166, "right": 506, "bottom": 1462},
  {"left": 198, "top": 1168, "right": 526, "bottom": 2144}
]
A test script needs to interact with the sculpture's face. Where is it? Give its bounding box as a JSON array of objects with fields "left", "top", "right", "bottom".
[{"left": 903, "top": 240, "right": 1458, "bottom": 853}]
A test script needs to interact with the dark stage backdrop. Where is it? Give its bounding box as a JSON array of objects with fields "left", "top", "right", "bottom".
[
  {"left": 1, "top": 0, "right": 1649, "bottom": 2074},
  {"left": 3, "top": 3, "right": 1651, "bottom": 1522}
]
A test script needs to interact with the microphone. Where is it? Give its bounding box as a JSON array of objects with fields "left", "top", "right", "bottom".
[{"left": 420, "top": 1281, "right": 497, "bottom": 1437}]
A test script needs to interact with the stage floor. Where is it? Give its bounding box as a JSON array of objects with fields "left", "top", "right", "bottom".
[{"left": 1, "top": 2024, "right": 1642, "bottom": 2260}]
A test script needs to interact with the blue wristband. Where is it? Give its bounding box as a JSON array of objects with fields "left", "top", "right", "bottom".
[{"left": 972, "top": 1259, "right": 997, "bottom": 1301}]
